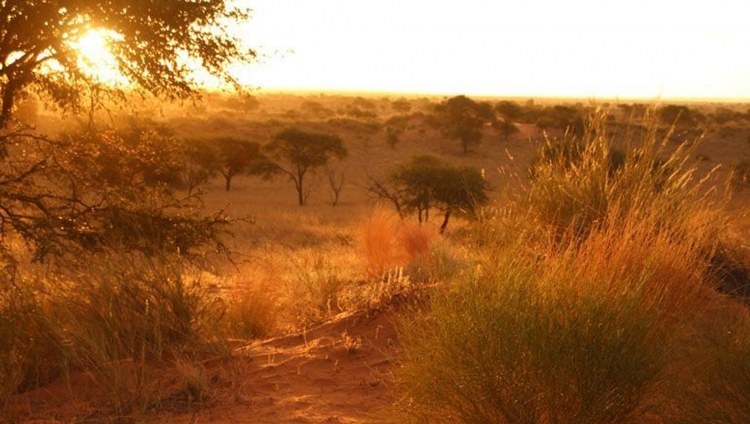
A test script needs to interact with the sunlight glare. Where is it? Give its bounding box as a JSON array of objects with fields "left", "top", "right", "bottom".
[
  {"left": 234, "top": 0, "right": 750, "bottom": 100},
  {"left": 69, "top": 28, "right": 128, "bottom": 86}
]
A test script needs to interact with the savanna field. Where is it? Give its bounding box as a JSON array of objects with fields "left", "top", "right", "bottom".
[{"left": 4, "top": 92, "right": 750, "bottom": 424}]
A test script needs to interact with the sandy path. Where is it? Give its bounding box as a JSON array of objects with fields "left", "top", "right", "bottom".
[
  {"left": 169, "top": 310, "right": 399, "bottom": 424},
  {"left": 5, "top": 310, "right": 401, "bottom": 424}
]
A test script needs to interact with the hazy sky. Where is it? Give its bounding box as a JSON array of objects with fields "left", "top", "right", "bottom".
[{"left": 233, "top": 0, "right": 750, "bottom": 100}]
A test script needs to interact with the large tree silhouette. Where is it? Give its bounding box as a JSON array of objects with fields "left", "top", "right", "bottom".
[
  {"left": 0, "top": 0, "right": 256, "bottom": 263},
  {"left": 0, "top": 0, "right": 254, "bottom": 127}
]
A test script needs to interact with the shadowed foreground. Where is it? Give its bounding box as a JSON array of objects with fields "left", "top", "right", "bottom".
[{"left": 5, "top": 310, "right": 399, "bottom": 424}]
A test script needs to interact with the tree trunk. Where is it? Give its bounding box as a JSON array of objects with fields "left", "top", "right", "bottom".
[
  {"left": 0, "top": 79, "right": 19, "bottom": 131},
  {"left": 296, "top": 174, "right": 305, "bottom": 206},
  {"left": 225, "top": 175, "right": 232, "bottom": 191},
  {"left": 440, "top": 209, "right": 451, "bottom": 234}
]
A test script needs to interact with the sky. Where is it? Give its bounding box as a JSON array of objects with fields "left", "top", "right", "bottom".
[{"left": 230, "top": 0, "right": 750, "bottom": 101}]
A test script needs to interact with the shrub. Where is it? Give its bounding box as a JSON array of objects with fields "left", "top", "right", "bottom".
[
  {"left": 361, "top": 205, "right": 437, "bottom": 277},
  {"left": 526, "top": 108, "right": 721, "bottom": 243},
  {"left": 396, "top": 219, "right": 711, "bottom": 424},
  {"left": 222, "top": 282, "right": 279, "bottom": 340},
  {"left": 50, "top": 258, "right": 226, "bottom": 417}
]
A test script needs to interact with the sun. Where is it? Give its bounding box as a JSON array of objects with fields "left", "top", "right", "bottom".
[{"left": 69, "top": 28, "right": 127, "bottom": 86}]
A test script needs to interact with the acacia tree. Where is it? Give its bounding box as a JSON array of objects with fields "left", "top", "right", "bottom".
[
  {"left": 494, "top": 100, "right": 521, "bottom": 140},
  {"left": 375, "top": 155, "right": 490, "bottom": 233},
  {"left": 436, "top": 95, "right": 496, "bottom": 153},
  {"left": 0, "top": 0, "right": 255, "bottom": 264},
  {"left": 0, "top": 0, "right": 253, "bottom": 127},
  {"left": 264, "top": 127, "right": 347, "bottom": 206},
  {"left": 495, "top": 100, "right": 523, "bottom": 122},
  {"left": 211, "top": 137, "right": 270, "bottom": 191}
]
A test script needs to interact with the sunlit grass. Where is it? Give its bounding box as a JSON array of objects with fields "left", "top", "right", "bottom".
[
  {"left": 3, "top": 98, "right": 750, "bottom": 422},
  {"left": 394, "top": 107, "right": 749, "bottom": 423}
]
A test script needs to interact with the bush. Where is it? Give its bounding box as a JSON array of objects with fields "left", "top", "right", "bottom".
[
  {"left": 221, "top": 281, "right": 279, "bottom": 341},
  {"left": 526, "top": 108, "right": 720, "bottom": 243},
  {"left": 48, "top": 258, "right": 226, "bottom": 417},
  {"left": 395, "top": 104, "right": 741, "bottom": 424},
  {"left": 396, "top": 219, "right": 711, "bottom": 424}
]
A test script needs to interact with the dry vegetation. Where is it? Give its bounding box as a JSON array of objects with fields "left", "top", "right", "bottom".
[{"left": 4, "top": 92, "right": 750, "bottom": 423}]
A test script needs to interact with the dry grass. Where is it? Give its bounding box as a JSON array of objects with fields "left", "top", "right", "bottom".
[
  {"left": 361, "top": 204, "right": 438, "bottom": 277},
  {"left": 397, "top": 223, "right": 716, "bottom": 424},
  {"left": 5, "top": 98, "right": 750, "bottom": 422},
  {"left": 221, "top": 279, "right": 281, "bottom": 340},
  {"left": 395, "top": 107, "right": 750, "bottom": 424}
]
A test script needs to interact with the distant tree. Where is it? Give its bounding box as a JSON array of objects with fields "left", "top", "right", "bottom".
[
  {"left": 380, "top": 155, "right": 489, "bottom": 233},
  {"left": 326, "top": 168, "right": 345, "bottom": 207},
  {"left": 264, "top": 128, "right": 347, "bottom": 206},
  {"left": 344, "top": 106, "right": 378, "bottom": 119},
  {"left": 180, "top": 138, "right": 221, "bottom": 194},
  {"left": 352, "top": 97, "right": 377, "bottom": 110},
  {"left": 496, "top": 119, "right": 520, "bottom": 140},
  {"left": 385, "top": 126, "right": 405, "bottom": 149},
  {"left": 436, "top": 95, "right": 496, "bottom": 153},
  {"left": 535, "top": 105, "right": 585, "bottom": 135},
  {"left": 495, "top": 100, "right": 523, "bottom": 121},
  {"left": 391, "top": 98, "right": 412, "bottom": 113},
  {"left": 710, "top": 107, "right": 740, "bottom": 126},
  {"left": 300, "top": 100, "right": 334, "bottom": 118},
  {"left": 659, "top": 105, "right": 696, "bottom": 127},
  {"left": 181, "top": 137, "right": 277, "bottom": 192},
  {"left": 390, "top": 155, "right": 445, "bottom": 223},
  {"left": 234, "top": 94, "right": 261, "bottom": 112},
  {"left": 210, "top": 137, "right": 272, "bottom": 191}
]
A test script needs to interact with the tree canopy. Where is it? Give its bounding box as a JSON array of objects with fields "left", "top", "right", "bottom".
[
  {"left": 0, "top": 0, "right": 256, "bottom": 265},
  {"left": 189, "top": 137, "right": 275, "bottom": 192},
  {"left": 435, "top": 95, "right": 496, "bottom": 153},
  {"left": 264, "top": 127, "right": 347, "bottom": 206},
  {"left": 0, "top": 0, "right": 254, "bottom": 128},
  {"left": 375, "top": 155, "right": 489, "bottom": 233}
]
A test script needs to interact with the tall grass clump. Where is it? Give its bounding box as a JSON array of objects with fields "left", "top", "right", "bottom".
[
  {"left": 50, "top": 257, "right": 226, "bottom": 419},
  {"left": 395, "top": 106, "right": 735, "bottom": 423},
  {"left": 396, "top": 220, "right": 712, "bottom": 424},
  {"left": 0, "top": 274, "right": 60, "bottom": 405},
  {"left": 222, "top": 281, "right": 279, "bottom": 340},
  {"left": 527, "top": 107, "right": 721, "bottom": 244},
  {"left": 286, "top": 252, "right": 351, "bottom": 328}
]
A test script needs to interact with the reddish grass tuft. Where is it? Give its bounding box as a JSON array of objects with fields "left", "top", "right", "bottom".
[
  {"left": 397, "top": 219, "right": 438, "bottom": 261},
  {"left": 361, "top": 205, "right": 438, "bottom": 277}
]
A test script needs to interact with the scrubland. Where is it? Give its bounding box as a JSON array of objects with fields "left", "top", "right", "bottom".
[{"left": 3, "top": 93, "right": 750, "bottom": 423}]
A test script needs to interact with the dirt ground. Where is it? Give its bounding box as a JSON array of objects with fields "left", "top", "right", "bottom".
[{"left": 5, "top": 309, "right": 402, "bottom": 424}]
